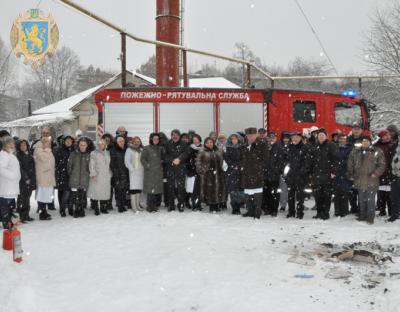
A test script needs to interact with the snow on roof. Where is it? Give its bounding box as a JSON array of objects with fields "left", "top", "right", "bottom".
[
  {"left": 132, "top": 71, "right": 156, "bottom": 85},
  {"left": 32, "top": 73, "right": 239, "bottom": 116},
  {"left": 32, "top": 85, "right": 102, "bottom": 115},
  {"left": 188, "top": 77, "right": 239, "bottom": 88},
  {"left": 131, "top": 71, "right": 239, "bottom": 88},
  {"left": 0, "top": 112, "right": 75, "bottom": 128},
  {"left": 32, "top": 72, "right": 129, "bottom": 115}
]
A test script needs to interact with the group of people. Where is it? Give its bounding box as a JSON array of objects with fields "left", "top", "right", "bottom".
[{"left": 0, "top": 121, "right": 399, "bottom": 229}]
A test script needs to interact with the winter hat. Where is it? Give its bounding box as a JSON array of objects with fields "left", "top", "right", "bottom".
[
  {"left": 267, "top": 131, "right": 276, "bottom": 138},
  {"left": 351, "top": 122, "right": 361, "bottom": 129},
  {"left": 378, "top": 129, "right": 390, "bottom": 138},
  {"left": 309, "top": 126, "right": 319, "bottom": 134},
  {"left": 290, "top": 131, "right": 302, "bottom": 137},
  {"left": 258, "top": 128, "right": 267, "bottom": 135},
  {"left": 282, "top": 131, "right": 291, "bottom": 139},
  {"left": 245, "top": 127, "right": 257, "bottom": 135},
  {"left": 360, "top": 134, "right": 372, "bottom": 142},
  {"left": 387, "top": 124, "right": 399, "bottom": 134},
  {"left": 318, "top": 128, "right": 327, "bottom": 136}
]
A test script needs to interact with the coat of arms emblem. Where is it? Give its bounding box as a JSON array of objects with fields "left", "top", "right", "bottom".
[{"left": 10, "top": 9, "right": 59, "bottom": 68}]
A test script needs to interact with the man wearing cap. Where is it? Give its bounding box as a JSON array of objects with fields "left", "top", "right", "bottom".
[
  {"left": 164, "top": 129, "right": 190, "bottom": 212},
  {"left": 374, "top": 129, "right": 396, "bottom": 217},
  {"left": 310, "top": 128, "right": 339, "bottom": 220},
  {"left": 241, "top": 127, "right": 268, "bottom": 219},
  {"left": 348, "top": 135, "right": 385, "bottom": 224},
  {"left": 347, "top": 122, "right": 363, "bottom": 215},
  {"left": 284, "top": 131, "right": 311, "bottom": 219}
]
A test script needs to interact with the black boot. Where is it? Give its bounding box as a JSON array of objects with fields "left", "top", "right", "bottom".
[
  {"left": 387, "top": 215, "right": 399, "bottom": 222},
  {"left": 60, "top": 209, "right": 66, "bottom": 217},
  {"left": 231, "top": 203, "right": 241, "bottom": 215},
  {"left": 92, "top": 200, "right": 100, "bottom": 216},
  {"left": 39, "top": 207, "right": 52, "bottom": 221},
  {"left": 178, "top": 202, "right": 184, "bottom": 213},
  {"left": 100, "top": 201, "right": 109, "bottom": 214}
]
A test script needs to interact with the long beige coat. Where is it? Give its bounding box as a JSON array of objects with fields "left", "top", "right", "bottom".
[
  {"left": 34, "top": 143, "right": 56, "bottom": 188},
  {"left": 88, "top": 149, "right": 112, "bottom": 200}
]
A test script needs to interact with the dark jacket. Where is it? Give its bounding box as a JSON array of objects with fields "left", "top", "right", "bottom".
[
  {"left": 187, "top": 144, "right": 202, "bottom": 177},
  {"left": 224, "top": 142, "right": 243, "bottom": 192},
  {"left": 285, "top": 141, "right": 310, "bottom": 187},
  {"left": 265, "top": 142, "right": 282, "bottom": 183},
  {"left": 310, "top": 140, "right": 339, "bottom": 186},
  {"left": 374, "top": 139, "right": 396, "bottom": 185},
  {"left": 54, "top": 137, "right": 74, "bottom": 191},
  {"left": 334, "top": 144, "right": 352, "bottom": 191},
  {"left": 241, "top": 138, "right": 267, "bottom": 189},
  {"left": 67, "top": 149, "right": 91, "bottom": 190},
  {"left": 141, "top": 142, "right": 164, "bottom": 195},
  {"left": 196, "top": 146, "right": 226, "bottom": 204},
  {"left": 110, "top": 144, "right": 129, "bottom": 189},
  {"left": 16, "top": 140, "right": 36, "bottom": 192},
  {"left": 164, "top": 139, "right": 190, "bottom": 179}
]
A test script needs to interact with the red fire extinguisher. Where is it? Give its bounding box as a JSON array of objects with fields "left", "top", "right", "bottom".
[
  {"left": 12, "top": 227, "right": 23, "bottom": 263},
  {"left": 2, "top": 227, "right": 23, "bottom": 263},
  {"left": 2, "top": 228, "right": 13, "bottom": 250}
]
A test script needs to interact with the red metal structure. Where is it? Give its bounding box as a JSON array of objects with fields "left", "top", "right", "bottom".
[
  {"left": 156, "top": 0, "right": 180, "bottom": 87},
  {"left": 95, "top": 88, "right": 369, "bottom": 140}
]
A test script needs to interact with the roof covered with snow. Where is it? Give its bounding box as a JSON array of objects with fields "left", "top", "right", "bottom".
[
  {"left": 32, "top": 85, "right": 102, "bottom": 115},
  {"left": 0, "top": 112, "right": 75, "bottom": 128},
  {"left": 188, "top": 77, "right": 239, "bottom": 88},
  {"left": 32, "top": 72, "right": 239, "bottom": 116}
]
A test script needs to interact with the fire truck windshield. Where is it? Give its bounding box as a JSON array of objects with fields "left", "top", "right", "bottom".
[{"left": 335, "top": 102, "right": 362, "bottom": 127}]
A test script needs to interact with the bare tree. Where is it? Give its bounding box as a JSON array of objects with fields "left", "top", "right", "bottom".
[
  {"left": 0, "top": 36, "right": 18, "bottom": 95},
  {"left": 23, "top": 46, "right": 81, "bottom": 107},
  {"left": 137, "top": 55, "right": 156, "bottom": 78}
]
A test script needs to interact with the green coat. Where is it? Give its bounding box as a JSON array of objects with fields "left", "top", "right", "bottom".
[
  {"left": 347, "top": 146, "right": 386, "bottom": 192},
  {"left": 140, "top": 145, "right": 164, "bottom": 194},
  {"left": 67, "top": 150, "right": 91, "bottom": 190}
]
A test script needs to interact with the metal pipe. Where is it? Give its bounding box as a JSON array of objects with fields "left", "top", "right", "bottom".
[
  {"left": 182, "top": 49, "right": 188, "bottom": 87},
  {"left": 57, "top": 0, "right": 400, "bottom": 84},
  {"left": 120, "top": 32, "right": 127, "bottom": 88},
  {"left": 272, "top": 75, "right": 400, "bottom": 80},
  {"left": 246, "top": 64, "right": 251, "bottom": 88},
  {"left": 57, "top": 0, "right": 274, "bottom": 80}
]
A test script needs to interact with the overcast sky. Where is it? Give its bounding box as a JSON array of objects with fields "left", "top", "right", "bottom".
[{"left": 0, "top": 0, "right": 391, "bottom": 77}]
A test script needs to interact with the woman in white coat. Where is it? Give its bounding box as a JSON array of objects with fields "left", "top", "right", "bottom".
[
  {"left": 0, "top": 136, "right": 21, "bottom": 229},
  {"left": 124, "top": 136, "right": 144, "bottom": 212},
  {"left": 88, "top": 140, "right": 112, "bottom": 215}
]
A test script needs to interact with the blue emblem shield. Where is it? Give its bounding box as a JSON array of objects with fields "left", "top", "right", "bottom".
[{"left": 20, "top": 21, "right": 49, "bottom": 54}]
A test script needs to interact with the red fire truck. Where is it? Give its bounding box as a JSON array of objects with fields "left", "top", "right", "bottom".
[{"left": 95, "top": 87, "right": 369, "bottom": 140}]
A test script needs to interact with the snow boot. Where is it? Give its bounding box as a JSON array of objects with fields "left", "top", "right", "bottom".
[
  {"left": 92, "top": 200, "right": 100, "bottom": 216},
  {"left": 177, "top": 202, "right": 185, "bottom": 213},
  {"left": 39, "top": 208, "right": 52, "bottom": 221},
  {"left": 136, "top": 194, "right": 144, "bottom": 211},
  {"left": 100, "top": 201, "right": 109, "bottom": 214}
]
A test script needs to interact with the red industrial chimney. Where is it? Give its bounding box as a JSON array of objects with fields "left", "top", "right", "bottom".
[{"left": 156, "top": 0, "right": 180, "bottom": 87}]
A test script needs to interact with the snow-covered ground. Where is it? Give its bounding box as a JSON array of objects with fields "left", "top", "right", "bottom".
[{"left": 1, "top": 200, "right": 399, "bottom": 312}]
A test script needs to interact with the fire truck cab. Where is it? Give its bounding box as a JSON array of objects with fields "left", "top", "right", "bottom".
[{"left": 95, "top": 87, "right": 368, "bottom": 140}]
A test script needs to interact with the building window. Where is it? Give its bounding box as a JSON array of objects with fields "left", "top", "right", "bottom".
[
  {"left": 335, "top": 102, "right": 362, "bottom": 127},
  {"left": 293, "top": 100, "right": 316, "bottom": 123}
]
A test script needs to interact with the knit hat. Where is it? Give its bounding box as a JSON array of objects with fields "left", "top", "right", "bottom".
[
  {"left": 378, "top": 129, "right": 390, "bottom": 138},
  {"left": 387, "top": 124, "right": 399, "bottom": 134},
  {"left": 318, "top": 128, "right": 327, "bottom": 135}
]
